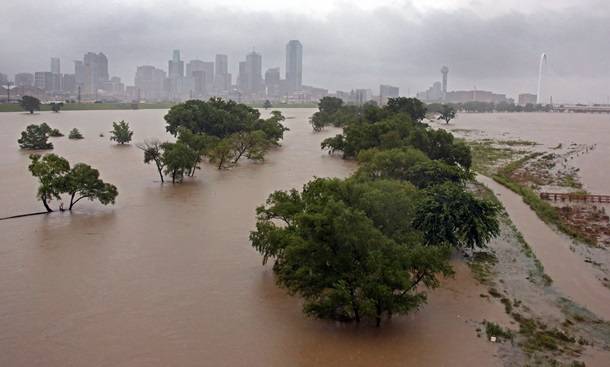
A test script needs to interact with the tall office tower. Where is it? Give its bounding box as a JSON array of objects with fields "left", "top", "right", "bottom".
[
  {"left": 74, "top": 60, "right": 85, "bottom": 86},
  {"left": 379, "top": 84, "right": 399, "bottom": 105},
  {"left": 265, "top": 68, "right": 281, "bottom": 97},
  {"left": 50, "top": 57, "right": 61, "bottom": 91},
  {"left": 237, "top": 61, "right": 247, "bottom": 92},
  {"left": 245, "top": 51, "right": 263, "bottom": 95},
  {"left": 51, "top": 57, "right": 61, "bottom": 74},
  {"left": 0, "top": 73, "right": 7, "bottom": 85},
  {"left": 15, "top": 73, "right": 34, "bottom": 87},
  {"left": 135, "top": 65, "right": 167, "bottom": 101},
  {"left": 186, "top": 60, "right": 214, "bottom": 96},
  {"left": 62, "top": 74, "right": 76, "bottom": 93},
  {"left": 168, "top": 50, "right": 185, "bottom": 99},
  {"left": 214, "top": 54, "right": 231, "bottom": 93},
  {"left": 82, "top": 52, "right": 109, "bottom": 95},
  {"left": 441, "top": 66, "right": 449, "bottom": 101},
  {"left": 168, "top": 50, "right": 184, "bottom": 79},
  {"left": 285, "top": 40, "right": 303, "bottom": 94},
  {"left": 34, "top": 72, "right": 54, "bottom": 91}
]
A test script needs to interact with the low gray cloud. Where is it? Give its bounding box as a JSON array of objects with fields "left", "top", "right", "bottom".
[{"left": 1, "top": 0, "right": 608, "bottom": 102}]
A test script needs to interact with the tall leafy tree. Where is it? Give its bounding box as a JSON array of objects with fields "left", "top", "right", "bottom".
[
  {"left": 250, "top": 177, "right": 453, "bottom": 326},
  {"left": 20, "top": 96, "right": 41, "bottom": 114},
  {"left": 413, "top": 182, "right": 500, "bottom": 250},
  {"left": 50, "top": 102, "right": 64, "bottom": 113},
  {"left": 161, "top": 142, "right": 199, "bottom": 183},
  {"left": 109, "top": 120, "right": 134, "bottom": 144}
]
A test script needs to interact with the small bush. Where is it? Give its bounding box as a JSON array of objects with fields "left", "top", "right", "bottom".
[{"left": 68, "top": 128, "right": 84, "bottom": 140}]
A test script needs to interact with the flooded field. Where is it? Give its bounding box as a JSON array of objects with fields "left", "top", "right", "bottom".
[
  {"left": 440, "top": 112, "right": 610, "bottom": 193},
  {"left": 0, "top": 109, "right": 504, "bottom": 366}
]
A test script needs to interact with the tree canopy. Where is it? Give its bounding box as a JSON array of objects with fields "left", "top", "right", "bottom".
[
  {"left": 110, "top": 120, "right": 134, "bottom": 144},
  {"left": 50, "top": 102, "right": 64, "bottom": 113},
  {"left": 28, "top": 154, "right": 118, "bottom": 212},
  {"left": 18, "top": 124, "right": 54, "bottom": 150},
  {"left": 68, "top": 128, "right": 83, "bottom": 140},
  {"left": 438, "top": 104, "right": 456, "bottom": 124},
  {"left": 20, "top": 96, "right": 41, "bottom": 114}
]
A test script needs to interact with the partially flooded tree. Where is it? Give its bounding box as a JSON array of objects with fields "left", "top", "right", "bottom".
[
  {"left": 28, "top": 154, "right": 118, "bottom": 212},
  {"left": 68, "top": 128, "right": 83, "bottom": 139},
  {"left": 28, "top": 154, "right": 70, "bottom": 212},
  {"left": 20, "top": 96, "right": 41, "bottom": 114},
  {"left": 18, "top": 124, "right": 54, "bottom": 149},
  {"left": 263, "top": 100, "right": 272, "bottom": 109},
  {"left": 64, "top": 163, "right": 118, "bottom": 210},
  {"left": 50, "top": 102, "right": 64, "bottom": 113},
  {"left": 109, "top": 120, "right": 134, "bottom": 144},
  {"left": 161, "top": 142, "right": 199, "bottom": 183},
  {"left": 137, "top": 139, "right": 166, "bottom": 183},
  {"left": 207, "top": 138, "right": 236, "bottom": 170},
  {"left": 438, "top": 104, "right": 456, "bottom": 124}
]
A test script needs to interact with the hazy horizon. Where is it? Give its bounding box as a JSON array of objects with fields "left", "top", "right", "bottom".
[{"left": 1, "top": 0, "right": 609, "bottom": 103}]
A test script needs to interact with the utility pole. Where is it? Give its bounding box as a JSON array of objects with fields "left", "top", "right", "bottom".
[{"left": 77, "top": 85, "right": 81, "bottom": 104}]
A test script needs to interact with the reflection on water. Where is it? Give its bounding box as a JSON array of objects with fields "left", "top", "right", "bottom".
[{"left": 0, "top": 109, "right": 502, "bottom": 366}]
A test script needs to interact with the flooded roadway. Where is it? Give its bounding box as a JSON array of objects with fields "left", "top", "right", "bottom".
[{"left": 0, "top": 109, "right": 504, "bottom": 367}]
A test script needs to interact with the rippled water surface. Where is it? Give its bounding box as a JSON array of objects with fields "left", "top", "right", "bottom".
[{"left": 0, "top": 109, "right": 501, "bottom": 367}]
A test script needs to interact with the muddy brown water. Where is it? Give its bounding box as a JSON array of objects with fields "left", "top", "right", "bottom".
[
  {"left": 0, "top": 109, "right": 503, "bottom": 367},
  {"left": 439, "top": 112, "right": 610, "bottom": 194}
]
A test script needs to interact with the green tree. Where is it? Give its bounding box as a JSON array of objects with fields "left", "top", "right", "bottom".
[
  {"left": 207, "top": 138, "right": 236, "bottom": 170},
  {"left": 384, "top": 97, "right": 427, "bottom": 122},
  {"left": 263, "top": 100, "right": 272, "bottom": 109},
  {"left": 230, "top": 130, "right": 271, "bottom": 164},
  {"left": 161, "top": 142, "right": 199, "bottom": 183},
  {"left": 64, "top": 163, "right": 118, "bottom": 210},
  {"left": 136, "top": 139, "right": 166, "bottom": 183},
  {"left": 50, "top": 102, "right": 64, "bottom": 113},
  {"left": 250, "top": 177, "right": 453, "bottom": 326},
  {"left": 28, "top": 154, "right": 70, "bottom": 212},
  {"left": 18, "top": 124, "right": 54, "bottom": 149},
  {"left": 20, "top": 96, "right": 41, "bottom": 114},
  {"left": 109, "top": 120, "right": 134, "bottom": 144},
  {"left": 318, "top": 96, "right": 344, "bottom": 114},
  {"left": 413, "top": 182, "right": 500, "bottom": 250},
  {"left": 68, "top": 128, "right": 83, "bottom": 139},
  {"left": 438, "top": 104, "right": 456, "bottom": 124}
]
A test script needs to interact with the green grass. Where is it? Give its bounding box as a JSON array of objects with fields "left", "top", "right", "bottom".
[{"left": 0, "top": 102, "right": 176, "bottom": 112}]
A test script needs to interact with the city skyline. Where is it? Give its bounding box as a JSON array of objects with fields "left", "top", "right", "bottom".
[{"left": 1, "top": 1, "right": 609, "bottom": 103}]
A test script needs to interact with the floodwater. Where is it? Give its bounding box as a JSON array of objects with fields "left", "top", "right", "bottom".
[
  {"left": 479, "top": 175, "right": 610, "bottom": 320},
  {"left": 0, "top": 109, "right": 503, "bottom": 367},
  {"left": 445, "top": 112, "right": 610, "bottom": 193}
]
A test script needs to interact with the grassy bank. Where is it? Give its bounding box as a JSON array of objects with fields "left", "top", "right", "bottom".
[
  {"left": 0, "top": 101, "right": 317, "bottom": 113},
  {"left": 0, "top": 102, "right": 176, "bottom": 113},
  {"left": 491, "top": 154, "right": 594, "bottom": 245}
]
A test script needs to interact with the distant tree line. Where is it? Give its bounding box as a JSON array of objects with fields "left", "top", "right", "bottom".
[
  {"left": 251, "top": 96, "right": 500, "bottom": 326},
  {"left": 426, "top": 101, "right": 553, "bottom": 114}
]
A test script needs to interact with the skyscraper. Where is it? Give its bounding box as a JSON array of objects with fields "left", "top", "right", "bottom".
[
  {"left": 265, "top": 67, "right": 281, "bottom": 97},
  {"left": 168, "top": 50, "right": 184, "bottom": 79},
  {"left": 82, "top": 52, "right": 109, "bottom": 95},
  {"left": 441, "top": 66, "right": 449, "bottom": 101},
  {"left": 285, "top": 40, "right": 303, "bottom": 93},
  {"left": 50, "top": 57, "right": 61, "bottom": 75},
  {"left": 15, "top": 73, "right": 34, "bottom": 87},
  {"left": 135, "top": 65, "right": 167, "bottom": 101},
  {"left": 245, "top": 51, "right": 263, "bottom": 95},
  {"left": 214, "top": 54, "right": 231, "bottom": 93}
]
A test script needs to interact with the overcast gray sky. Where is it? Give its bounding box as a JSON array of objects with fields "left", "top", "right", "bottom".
[{"left": 1, "top": 0, "right": 609, "bottom": 103}]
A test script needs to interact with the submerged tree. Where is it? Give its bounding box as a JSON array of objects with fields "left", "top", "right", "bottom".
[
  {"left": 263, "top": 100, "right": 272, "bottom": 109},
  {"left": 109, "top": 120, "right": 134, "bottom": 144},
  {"left": 137, "top": 139, "right": 166, "bottom": 183},
  {"left": 161, "top": 142, "right": 199, "bottom": 183},
  {"left": 20, "top": 96, "right": 41, "bottom": 114},
  {"left": 18, "top": 124, "right": 54, "bottom": 149},
  {"left": 68, "top": 128, "right": 83, "bottom": 139},
  {"left": 250, "top": 177, "right": 454, "bottom": 326},
  {"left": 28, "top": 154, "right": 70, "bottom": 212},
  {"left": 64, "top": 163, "right": 118, "bottom": 210},
  {"left": 28, "top": 154, "right": 118, "bottom": 212},
  {"left": 50, "top": 102, "right": 64, "bottom": 113},
  {"left": 438, "top": 104, "right": 456, "bottom": 124}
]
